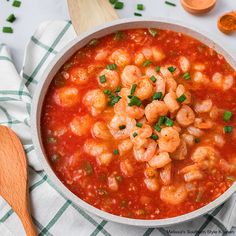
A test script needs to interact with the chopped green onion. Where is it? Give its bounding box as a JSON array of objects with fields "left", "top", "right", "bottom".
[
  {"left": 6, "top": 14, "right": 16, "bottom": 23},
  {"left": 194, "top": 137, "right": 201, "bottom": 143},
  {"left": 106, "top": 63, "right": 117, "bottom": 70},
  {"left": 165, "top": 1, "right": 176, "bottom": 7},
  {"left": 103, "top": 89, "right": 112, "bottom": 95},
  {"left": 130, "top": 84, "right": 137, "bottom": 95},
  {"left": 119, "top": 125, "right": 126, "bottom": 130},
  {"left": 133, "top": 132, "right": 138, "bottom": 137},
  {"left": 115, "top": 86, "right": 121, "bottom": 93},
  {"left": 89, "top": 39, "right": 98, "bottom": 46},
  {"left": 176, "top": 94, "right": 187, "bottom": 103},
  {"left": 157, "top": 116, "right": 166, "bottom": 126},
  {"left": 51, "top": 154, "right": 60, "bottom": 162},
  {"left": 156, "top": 66, "right": 161, "bottom": 72},
  {"left": 108, "top": 95, "right": 121, "bottom": 106},
  {"left": 136, "top": 122, "right": 143, "bottom": 128},
  {"left": 134, "top": 12, "right": 142, "bottom": 16},
  {"left": 114, "top": 31, "right": 124, "bottom": 40},
  {"left": 137, "top": 4, "right": 144, "bottom": 10},
  {"left": 148, "top": 28, "right": 158, "bottom": 37},
  {"left": 223, "top": 110, "right": 233, "bottom": 122},
  {"left": 109, "top": 0, "right": 117, "bottom": 4},
  {"left": 150, "top": 134, "right": 159, "bottom": 141},
  {"left": 226, "top": 176, "right": 235, "bottom": 182},
  {"left": 165, "top": 117, "right": 174, "bottom": 127},
  {"left": 2, "top": 27, "right": 13, "bottom": 34},
  {"left": 128, "top": 96, "right": 142, "bottom": 107},
  {"left": 114, "top": 1, "right": 124, "bottom": 9},
  {"left": 154, "top": 124, "right": 161, "bottom": 132},
  {"left": 83, "top": 161, "right": 94, "bottom": 176},
  {"left": 12, "top": 0, "right": 21, "bottom": 7},
  {"left": 152, "top": 92, "right": 163, "bottom": 100},
  {"left": 142, "top": 60, "right": 152, "bottom": 67},
  {"left": 168, "top": 66, "right": 176, "bottom": 73},
  {"left": 99, "top": 75, "right": 106, "bottom": 83},
  {"left": 113, "top": 149, "right": 119, "bottom": 155},
  {"left": 224, "top": 125, "right": 233, "bottom": 133},
  {"left": 150, "top": 76, "right": 157, "bottom": 83},
  {"left": 183, "top": 72, "right": 191, "bottom": 80}
]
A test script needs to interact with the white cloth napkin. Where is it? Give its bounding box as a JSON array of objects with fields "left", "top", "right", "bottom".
[{"left": 0, "top": 21, "right": 236, "bottom": 236}]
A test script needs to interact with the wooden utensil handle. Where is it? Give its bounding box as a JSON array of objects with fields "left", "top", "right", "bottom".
[
  {"left": 19, "top": 209, "right": 37, "bottom": 236},
  {"left": 67, "top": 0, "right": 119, "bottom": 35}
]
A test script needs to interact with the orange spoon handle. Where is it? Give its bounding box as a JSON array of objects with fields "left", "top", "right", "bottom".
[{"left": 19, "top": 208, "right": 37, "bottom": 236}]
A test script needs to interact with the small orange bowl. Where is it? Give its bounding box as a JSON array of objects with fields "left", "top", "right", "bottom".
[{"left": 181, "top": 0, "right": 216, "bottom": 14}]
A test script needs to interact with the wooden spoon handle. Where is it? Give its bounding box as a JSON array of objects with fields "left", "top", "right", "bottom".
[
  {"left": 19, "top": 208, "right": 37, "bottom": 236},
  {"left": 67, "top": 0, "right": 119, "bottom": 35}
]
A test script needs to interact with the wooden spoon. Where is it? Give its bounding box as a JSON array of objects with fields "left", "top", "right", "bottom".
[
  {"left": 180, "top": 0, "right": 216, "bottom": 14},
  {"left": 67, "top": 0, "right": 119, "bottom": 35},
  {"left": 0, "top": 126, "right": 37, "bottom": 236},
  {"left": 218, "top": 11, "right": 236, "bottom": 34}
]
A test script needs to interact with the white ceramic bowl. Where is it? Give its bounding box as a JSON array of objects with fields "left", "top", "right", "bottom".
[{"left": 31, "top": 18, "right": 236, "bottom": 227}]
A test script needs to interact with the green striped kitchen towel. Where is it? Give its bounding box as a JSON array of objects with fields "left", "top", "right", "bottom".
[{"left": 0, "top": 21, "right": 236, "bottom": 236}]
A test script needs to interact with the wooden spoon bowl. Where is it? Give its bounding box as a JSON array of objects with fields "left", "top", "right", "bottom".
[
  {"left": 218, "top": 11, "right": 236, "bottom": 34},
  {"left": 180, "top": 0, "right": 216, "bottom": 14}
]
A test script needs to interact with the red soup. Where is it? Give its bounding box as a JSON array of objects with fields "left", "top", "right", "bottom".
[{"left": 41, "top": 29, "right": 236, "bottom": 219}]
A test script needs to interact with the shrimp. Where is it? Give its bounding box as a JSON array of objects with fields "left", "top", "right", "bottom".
[
  {"left": 120, "top": 159, "right": 134, "bottom": 177},
  {"left": 209, "top": 105, "right": 223, "bottom": 120},
  {"left": 144, "top": 178, "right": 159, "bottom": 192},
  {"left": 134, "top": 77, "right": 154, "bottom": 100},
  {"left": 70, "top": 115, "right": 93, "bottom": 136},
  {"left": 109, "top": 115, "right": 135, "bottom": 139},
  {"left": 126, "top": 105, "right": 145, "bottom": 119},
  {"left": 54, "top": 86, "right": 80, "bottom": 108},
  {"left": 179, "top": 56, "right": 190, "bottom": 73},
  {"left": 152, "top": 47, "right": 166, "bottom": 62},
  {"left": 110, "top": 49, "right": 131, "bottom": 67},
  {"left": 160, "top": 185, "right": 188, "bottom": 205},
  {"left": 194, "top": 118, "right": 214, "bottom": 129},
  {"left": 97, "top": 69, "right": 120, "bottom": 90},
  {"left": 191, "top": 146, "right": 219, "bottom": 170},
  {"left": 159, "top": 127, "right": 180, "bottom": 153},
  {"left": 133, "top": 140, "right": 157, "bottom": 162},
  {"left": 144, "top": 167, "right": 157, "bottom": 178},
  {"left": 134, "top": 52, "right": 146, "bottom": 66},
  {"left": 187, "top": 126, "right": 204, "bottom": 137},
  {"left": 145, "top": 100, "right": 169, "bottom": 123},
  {"left": 70, "top": 67, "right": 89, "bottom": 85},
  {"left": 108, "top": 176, "right": 119, "bottom": 191},
  {"left": 83, "top": 89, "right": 107, "bottom": 116},
  {"left": 212, "top": 73, "right": 233, "bottom": 91},
  {"left": 166, "top": 78, "right": 177, "bottom": 93},
  {"left": 160, "top": 163, "right": 172, "bottom": 185},
  {"left": 180, "top": 165, "right": 203, "bottom": 182},
  {"left": 84, "top": 139, "right": 113, "bottom": 166},
  {"left": 163, "top": 92, "right": 180, "bottom": 113},
  {"left": 213, "top": 134, "right": 225, "bottom": 147},
  {"left": 176, "top": 105, "right": 195, "bottom": 127},
  {"left": 171, "top": 140, "right": 187, "bottom": 160},
  {"left": 118, "top": 139, "right": 133, "bottom": 156},
  {"left": 148, "top": 152, "right": 171, "bottom": 169},
  {"left": 131, "top": 124, "right": 153, "bottom": 148},
  {"left": 176, "top": 84, "right": 191, "bottom": 104},
  {"left": 194, "top": 99, "right": 212, "bottom": 113},
  {"left": 91, "top": 121, "right": 112, "bottom": 140},
  {"left": 121, "top": 65, "right": 142, "bottom": 87},
  {"left": 182, "top": 133, "right": 195, "bottom": 146},
  {"left": 161, "top": 65, "right": 180, "bottom": 78}
]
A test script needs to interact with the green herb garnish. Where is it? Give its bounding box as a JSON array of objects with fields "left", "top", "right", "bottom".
[
  {"left": 156, "top": 66, "right": 161, "bottom": 72},
  {"left": 142, "top": 60, "right": 152, "bottom": 67},
  {"left": 153, "top": 92, "right": 163, "bottom": 100},
  {"left": 223, "top": 110, "right": 233, "bottom": 122},
  {"left": 103, "top": 89, "right": 112, "bottom": 95},
  {"left": 119, "top": 125, "right": 126, "bottom": 130},
  {"left": 150, "top": 76, "right": 157, "bottom": 83},
  {"left": 128, "top": 96, "right": 142, "bottom": 107},
  {"left": 106, "top": 63, "right": 117, "bottom": 70},
  {"left": 154, "top": 124, "right": 161, "bottom": 132},
  {"left": 224, "top": 125, "right": 233, "bottom": 133},
  {"left": 2, "top": 27, "right": 13, "bottom": 33},
  {"left": 183, "top": 72, "right": 191, "bottom": 80},
  {"left": 115, "top": 86, "right": 121, "bottom": 93},
  {"left": 150, "top": 134, "right": 159, "bottom": 140},
  {"left": 114, "top": 1, "right": 124, "bottom": 9},
  {"left": 133, "top": 132, "right": 138, "bottom": 137},
  {"left": 137, "top": 4, "right": 144, "bottom": 10},
  {"left": 134, "top": 12, "right": 142, "bottom": 16},
  {"left": 12, "top": 0, "right": 21, "bottom": 7},
  {"left": 83, "top": 161, "right": 94, "bottom": 176},
  {"left": 165, "top": 117, "right": 174, "bottom": 127},
  {"left": 165, "top": 1, "right": 176, "bottom": 7},
  {"left": 108, "top": 95, "right": 121, "bottom": 106},
  {"left": 176, "top": 94, "right": 187, "bottom": 103},
  {"left": 194, "top": 137, "right": 201, "bottom": 143},
  {"left": 6, "top": 14, "right": 16, "bottom": 23},
  {"left": 130, "top": 84, "right": 137, "bottom": 95},
  {"left": 168, "top": 66, "right": 176, "bottom": 73},
  {"left": 114, "top": 31, "right": 124, "bottom": 40},
  {"left": 113, "top": 149, "right": 119, "bottom": 155},
  {"left": 99, "top": 75, "right": 106, "bottom": 83},
  {"left": 136, "top": 122, "right": 143, "bottom": 128},
  {"left": 88, "top": 38, "right": 98, "bottom": 46}
]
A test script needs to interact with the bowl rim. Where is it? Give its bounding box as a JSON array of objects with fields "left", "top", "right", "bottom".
[{"left": 31, "top": 17, "right": 236, "bottom": 227}]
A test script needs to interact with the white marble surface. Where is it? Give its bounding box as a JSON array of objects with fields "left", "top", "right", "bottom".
[{"left": 0, "top": 0, "right": 235, "bottom": 71}]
